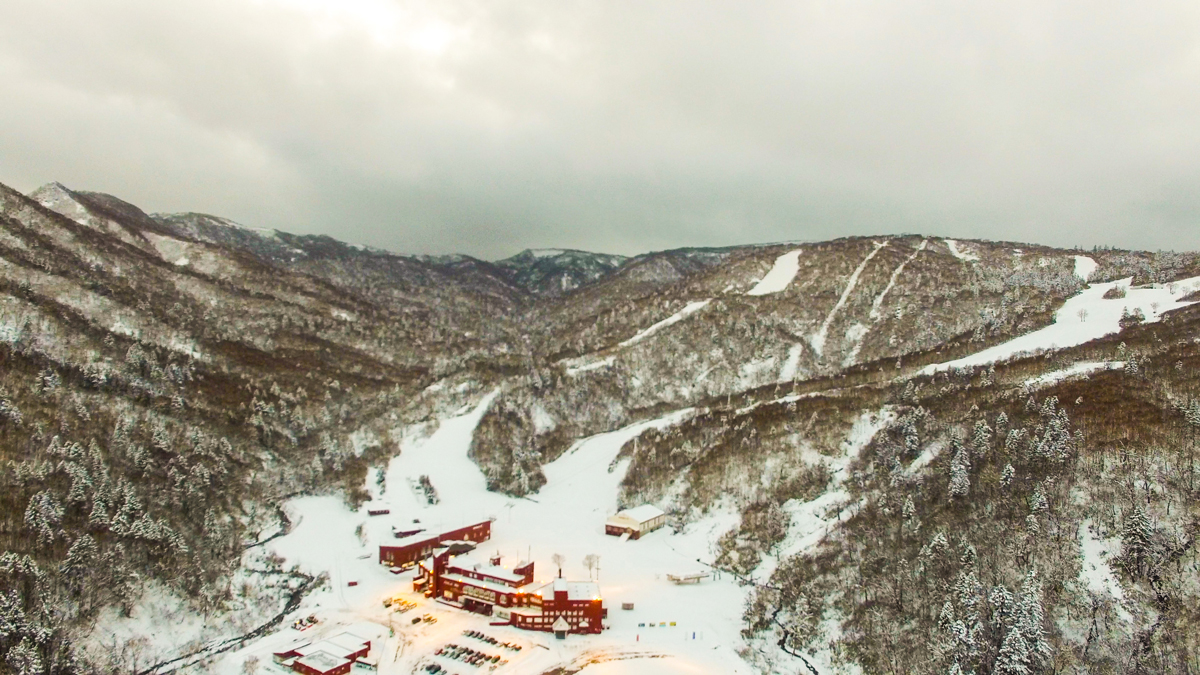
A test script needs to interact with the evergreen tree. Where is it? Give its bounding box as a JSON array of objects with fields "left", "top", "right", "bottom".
[
  {"left": 1122, "top": 504, "right": 1154, "bottom": 577},
  {"left": 950, "top": 447, "right": 971, "bottom": 498},
  {"left": 996, "top": 628, "right": 1032, "bottom": 675}
]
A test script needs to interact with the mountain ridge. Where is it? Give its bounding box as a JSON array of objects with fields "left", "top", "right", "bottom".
[{"left": 2, "top": 179, "right": 1199, "bottom": 674}]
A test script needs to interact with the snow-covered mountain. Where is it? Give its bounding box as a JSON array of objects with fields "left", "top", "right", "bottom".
[
  {"left": 493, "top": 248, "right": 628, "bottom": 296},
  {"left": 3, "top": 179, "right": 1200, "bottom": 675}
]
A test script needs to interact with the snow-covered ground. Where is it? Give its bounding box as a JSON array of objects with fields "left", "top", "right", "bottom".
[
  {"left": 944, "top": 239, "right": 979, "bottom": 262},
  {"left": 778, "top": 344, "right": 804, "bottom": 382},
  {"left": 869, "top": 240, "right": 927, "bottom": 322},
  {"left": 618, "top": 300, "right": 711, "bottom": 348},
  {"left": 1078, "top": 520, "right": 1132, "bottom": 622},
  {"left": 210, "top": 397, "right": 758, "bottom": 675},
  {"left": 566, "top": 356, "right": 616, "bottom": 377},
  {"left": 1073, "top": 255, "right": 1097, "bottom": 282},
  {"left": 747, "top": 249, "right": 802, "bottom": 296},
  {"left": 1024, "top": 361, "right": 1124, "bottom": 390},
  {"left": 756, "top": 410, "right": 892, "bottom": 580},
  {"left": 921, "top": 275, "right": 1200, "bottom": 375}
]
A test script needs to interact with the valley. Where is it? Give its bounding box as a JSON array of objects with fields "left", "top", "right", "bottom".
[{"left": 2, "top": 180, "right": 1200, "bottom": 675}]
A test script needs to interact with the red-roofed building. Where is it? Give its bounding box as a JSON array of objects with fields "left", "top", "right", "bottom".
[
  {"left": 415, "top": 551, "right": 605, "bottom": 635},
  {"left": 377, "top": 520, "right": 491, "bottom": 568},
  {"left": 272, "top": 633, "right": 370, "bottom": 675}
]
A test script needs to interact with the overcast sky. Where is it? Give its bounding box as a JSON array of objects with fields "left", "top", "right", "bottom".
[{"left": 3, "top": 1, "right": 1200, "bottom": 258}]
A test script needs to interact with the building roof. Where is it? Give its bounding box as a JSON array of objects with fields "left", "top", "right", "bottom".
[
  {"left": 618, "top": 505, "right": 665, "bottom": 523},
  {"left": 446, "top": 553, "right": 525, "bottom": 584},
  {"left": 533, "top": 578, "right": 601, "bottom": 602},
  {"left": 295, "top": 634, "right": 368, "bottom": 660},
  {"left": 294, "top": 651, "right": 350, "bottom": 674},
  {"left": 566, "top": 581, "right": 601, "bottom": 601},
  {"left": 273, "top": 639, "right": 311, "bottom": 657},
  {"left": 322, "top": 633, "right": 369, "bottom": 655},
  {"left": 441, "top": 573, "right": 525, "bottom": 598}
]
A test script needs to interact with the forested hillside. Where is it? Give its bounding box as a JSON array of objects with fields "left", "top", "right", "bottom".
[{"left": 2, "top": 179, "right": 1198, "bottom": 674}]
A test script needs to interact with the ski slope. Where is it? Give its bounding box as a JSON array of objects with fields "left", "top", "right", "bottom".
[
  {"left": 618, "top": 300, "right": 711, "bottom": 348},
  {"left": 746, "top": 249, "right": 802, "bottom": 296},
  {"left": 944, "top": 239, "right": 979, "bottom": 262},
  {"left": 1073, "top": 255, "right": 1098, "bottom": 282},
  {"left": 1023, "top": 361, "right": 1124, "bottom": 389},
  {"left": 215, "top": 397, "right": 757, "bottom": 675},
  {"left": 811, "top": 240, "right": 887, "bottom": 358},
  {"left": 921, "top": 275, "right": 1200, "bottom": 375}
]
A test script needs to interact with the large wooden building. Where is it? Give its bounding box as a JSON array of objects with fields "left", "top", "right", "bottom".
[
  {"left": 604, "top": 505, "right": 666, "bottom": 539},
  {"left": 377, "top": 520, "right": 491, "bottom": 568},
  {"left": 414, "top": 552, "right": 606, "bottom": 635}
]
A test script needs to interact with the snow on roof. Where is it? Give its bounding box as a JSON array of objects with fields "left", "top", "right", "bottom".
[
  {"left": 294, "top": 651, "right": 350, "bottom": 674},
  {"left": 441, "top": 573, "right": 521, "bottom": 599},
  {"left": 322, "top": 632, "right": 369, "bottom": 655},
  {"left": 295, "top": 634, "right": 367, "bottom": 660},
  {"left": 446, "top": 554, "right": 525, "bottom": 584},
  {"left": 567, "top": 581, "right": 600, "bottom": 601},
  {"left": 617, "top": 504, "right": 665, "bottom": 523},
  {"left": 272, "top": 639, "right": 311, "bottom": 656}
]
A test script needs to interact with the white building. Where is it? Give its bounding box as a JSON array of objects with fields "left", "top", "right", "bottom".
[{"left": 605, "top": 505, "right": 667, "bottom": 540}]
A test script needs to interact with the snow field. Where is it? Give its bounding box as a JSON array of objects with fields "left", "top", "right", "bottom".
[
  {"left": 223, "top": 397, "right": 757, "bottom": 674},
  {"left": 746, "top": 249, "right": 803, "bottom": 296},
  {"left": 921, "top": 275, "right": 1200, "bottom": 375}
]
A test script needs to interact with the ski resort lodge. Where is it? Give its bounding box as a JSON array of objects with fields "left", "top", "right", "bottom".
[
  {"left": 273, "top": 632, "right": 371, "bottom": 675},
  {"left": 604, "top": 505, "right": 667, "bottom": 539},
  {"left": 414, "top": 551, "right": 606, "bottom": 635},
  {"left": 377, "top": 520, "right": 492, "bottom": 568}
]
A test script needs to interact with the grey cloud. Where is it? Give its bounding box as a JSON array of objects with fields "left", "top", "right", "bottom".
[{"left": 2, "top": 0, "right": 1199, "bottom": 258}]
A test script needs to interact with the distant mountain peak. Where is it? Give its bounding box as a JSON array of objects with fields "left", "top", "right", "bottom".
[{"left": 494, "top": 248, "right": 629, "bottom": 296}]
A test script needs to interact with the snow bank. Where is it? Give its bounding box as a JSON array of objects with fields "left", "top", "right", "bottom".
[
  {"left": 746, "top": 249, "right": 802, "bottom": 296},
  {"left": 618, "top": 300, "right": 711, "bottom": 348},
  {"left": 944, "top": 239, "right": 979, "bottom": 262},
  {"left": 921, "top": 275, "right": 1200, "bottom": 375}
]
